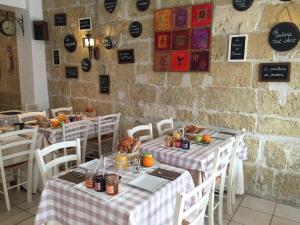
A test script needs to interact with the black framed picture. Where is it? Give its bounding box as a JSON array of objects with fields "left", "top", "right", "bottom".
[
  {"left": 118, "top": 49, "right": 135, "bottom": 64},
  {"left": 228, "top": 34, "right": 248, "bottom": 62},
  {"left": 66, "top": 66, "right": 78, "bottom": 78},
  {"left": 54, "top": 13, "right": 67, "bottom": 26},
  {"left": 259, "top": 63, "right": 290, "bottom": 82},
  {"left": 99, "top": 75, "right": 110, "bottom": 94},
  {"left": 52, "top": 49, "right": 61, "bottom": 66},
  {"left": 78, "top": 17, "right": 92, "bottom": 31}
]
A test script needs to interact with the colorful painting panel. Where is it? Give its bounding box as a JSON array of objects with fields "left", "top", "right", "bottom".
[
  {"left": 172, "top": 29, "right": 191, "bottom": 50},
  {"left": 155, "top": 9, "right": 173, "bottom": 31},
  {"left": 171, "top": 51, "right": 190, "bottom": 72},
  {"left": 190, "top": 51, "right": 209, "bottom": 71},
  {"left": 155, "top": 32, "right": 171, "bottom": 50},
  {"left": 191, "top": 3, "right": 213, "bottom": 27},
  {"left": 173, "top": 7, "right": 190, "bottom": 30},
  {"left": 155, "top": 52, "right": 171, "bottom": 72},
  {"left": 191, "top": 27, "right": 210, "bottom": 50}
]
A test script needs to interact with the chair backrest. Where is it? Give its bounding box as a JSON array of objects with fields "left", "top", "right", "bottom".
[
  {"left": 35, "top": 139, "right": 81, "bottom": 185},
  {"left": 173, "top": 172, "right": 217, "bottom": 225},
  {"left": 127, "top": 123, "right": 153, "bottom": 142},
  {"left": 157, "top": 118, "right": 174, "bottom": 137},
  {"left": 0, "top": 128, "right": 38, "bottom": 166},
  {"left": 51, "top": 107, "right": 73, "bottom": 118},
  {"left": 18, "top": 111, "right": 46, "bottom": 124}
]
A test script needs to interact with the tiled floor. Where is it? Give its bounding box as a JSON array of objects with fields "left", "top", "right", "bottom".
[{"left": 0, "top": 190, "right": 299, "bottom": 225}]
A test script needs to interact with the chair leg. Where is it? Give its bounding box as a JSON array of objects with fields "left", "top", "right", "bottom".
[
  {"left": 27, "top": 158, "right": 33, "bottom": 203},
  {"left": 1, "top": 166, "right": 11, "bottom": 211},
  {"left": 227, "top": 184, "right": 232, "bottom": 215},
  {"left": 218, "top": 173, "right": 226, "bottom": 225},
  {"left": 17, "top": 168, "right": 21, "bottom": 191},
  {"left": 232, "top": 183, "right": 236, "bottom": 205},
  {"left": 208, "top": 189, "right": 215, "bottom": 225}
]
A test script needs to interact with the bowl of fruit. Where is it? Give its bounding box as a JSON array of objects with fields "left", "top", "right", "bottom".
[{"left": 85, "top": 107, "right": 96, "bottom": 117}]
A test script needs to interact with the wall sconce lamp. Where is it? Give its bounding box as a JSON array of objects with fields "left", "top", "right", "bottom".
[
  {"left": 83, "top": 33, "right": 95, "bottom": 59},
  {"left": 103, "top": 36, "right": 117, "bottom": 49}
]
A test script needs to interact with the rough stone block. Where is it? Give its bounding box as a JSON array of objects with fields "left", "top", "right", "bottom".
[
  {"left": 130, "top": 84, "right": 157, "bottom": 103},
  {"left": 244, "top": 137, "right": 259, "bottom": 163},
  {"left": 259, "top": 117, "right": 300, "bottom": 137},
  {"left": 248, "top": 33, "right": 273, "bottom": 60},
  {"left": 265, "top": 141, "right": 287, "bottom": 170}
]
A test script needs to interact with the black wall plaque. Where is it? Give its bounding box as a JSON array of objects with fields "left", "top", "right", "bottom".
[
  {"left": 269, "top": 22, "right": 300, "bottom": 52},
  {"left": 228, "top": 34, "right": 248, "bottom": 61},
  {"left": 118, "top": 49, "right": 135, "bottom": 64},
  {"left": 66, "top": 66, "right": 78, "bottom": 78},
  {"left": 129, "top": 21, "right": 143, "bottom": 38},
  {"left": 64, "top": 35, "right": 77, "bottom": 53},
  {"left": 104, "top": 0, "right": 118, "bottom": 14},
  {"left": 33, "top": 21, "right": 49, "bottom": 40},
  {"left": 52, "top": 49, "right": 61, "bottom": 66},
  {"left": 99, "top": 75, "right": 110, "bottom": 94},
  {"left": 54, "top": 13, "right": 67, "bottom": 26},
  {"left": 78, "top": 17, "right": 92, "bottom": 31},
  {"left": 136, "top": 0, "right": 150, "bottom": 11},
  {"left": 233, "top": 0, "right": 254, "bottom": 11},
  {"left": 81, "top": 58, "right": 92, "bottom": 72},
  {"left": 259, "top": 63, "right": 290, "bottom": 82}
]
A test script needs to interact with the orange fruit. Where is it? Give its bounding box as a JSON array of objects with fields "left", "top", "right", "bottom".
[
  {"left": 142, "top": 155, "right": 154, "bottom": 167},
  {"left": 202, "top": 134, "right": 211, "bottom": 144},
  {"left": 51, "top": 119, "right": 60, "bottom": 128}
]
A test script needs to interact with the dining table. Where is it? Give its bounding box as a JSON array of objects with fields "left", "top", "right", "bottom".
[
  {"left": 34, "top": 163, "right": 195, "bottom": 225},
  {"left": 140, "top": 128, "right": 248, "bottom": 194}
]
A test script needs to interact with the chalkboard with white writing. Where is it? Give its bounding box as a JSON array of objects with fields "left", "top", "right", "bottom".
[
  {"left": 118, "top": 49, "right": 135, "bottom": 64},
  {"left": 136, "top": 0, "right": 150, "bottom": 11},
  {"left": 129, "top": 21, "right": 143, "bottom": 38},
  {"left": 54, "top": 13, "right": 67, "bottom": 26},
  {"left": 66, "top": 66, "right": 78, "bottom": 78},
  {"left": 233, "top": 0, "right": 254, "bottom": 11},
  {"left": 259, "top": 63, "right": 290, "bottom": 82},
  {"left": 99, "top": 75, "right": 110, "bottom": 94},
  {"left": 269, "top": 22, "right": 300, "bottom": 52},
  {"left": 228, "top": 34, "right": 248, "bottom": 61}
]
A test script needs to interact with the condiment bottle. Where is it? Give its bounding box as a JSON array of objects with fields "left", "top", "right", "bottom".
[
  {"left": 85, "top": 170, "right": 95, "bottom": 188},
  {"left": 105, "top": 174, "right": 119, "bottom": 195},
  {"left": 94, "top": 174, "right": 106, "bottom": 192}
]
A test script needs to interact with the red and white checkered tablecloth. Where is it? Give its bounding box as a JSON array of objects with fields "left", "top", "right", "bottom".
[
  {"left": 140, "top": 130, "right": 248, "bottom": 174},
  {"left": 35, "top": 165, "right": 195, "bottom": 225}
]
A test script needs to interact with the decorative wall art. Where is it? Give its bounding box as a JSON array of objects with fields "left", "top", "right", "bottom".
[
  {"left": 54, "top": 13, "right": 67, "bottom": 26},
  {"left": 154, "top": 3, "right": 213, "bottom": 72},
  {"left": 99, "top": 75, "right": 110, "bottom": 94},
  {"left": 81, "top": 58, "right": 92, "bottom": 72},
  {"left": 228, "top": 34, "right": 248, "bottom": 62},
  {"left": 259, "top": 63, "right": 290, "bottom": 82},
  {"left": 129, "top": 21, "right": 143, "bottom": 38},
  {"left": 136, "top": 0, "right": 150, "bottom": 12},
  {"left": 66, "top": 66, "right": 78, "bottom": 78},
  {"left": 78, "top": 17, "right": 92, "bottom": 31},
  {"left": 104, "top": 0, "right": 118, "bottom": 14},
  {"left": 118, "top": 49, "right": 135, "bottom": 64},
  {"left": 52, "top": 49, "right": 61, "bottom": 66},
  {"left": 232, "top": 0, "right": 254, "bottom": 11},
  {"left": 64, "top": 34, "right": 77, "bottom": 53}
]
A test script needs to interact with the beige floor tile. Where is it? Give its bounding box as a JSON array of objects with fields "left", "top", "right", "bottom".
[
  {"left": 228, "top": 221, "right": 244, "bottom": 225},
  {"left": 223, "top": 198, "right": 240, "bottom": 220},
  {"left": 17, "top": 216, "right": 35, "bottom": 225},
  {"left": 241, "top": 195, "right": 276, "bottom": 214},
  {"left": 16, "top": 196, "right": 40, "bottom": 210},
  {"left": 271, "top": 216, "right": 300, "bottom": 225},
  {"left": 0, "top": 211, "right": 31, "bottom": 225},
  {"left": 274, "top": 204, "right": 300, "bottom": 223},
  {"left": 0, "top": 206, "right": 23, "bottom": 222},
  {"left": 232, "top": 206, "right": 272, "bottom": 225},
  {"left": 26, "top": 206, "right": 38, "bottom": 216}
]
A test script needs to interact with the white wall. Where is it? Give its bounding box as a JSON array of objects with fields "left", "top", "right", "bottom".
[{"left": 0, "top": 0, "right": 25, "bottom": 9}]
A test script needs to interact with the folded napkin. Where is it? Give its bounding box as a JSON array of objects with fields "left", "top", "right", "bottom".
[
  {"left": 148, "top": 168, "right": 181, "bottom": 181},
  {"left": 58, "top": 171, "right": 85, "bottom": 184}
]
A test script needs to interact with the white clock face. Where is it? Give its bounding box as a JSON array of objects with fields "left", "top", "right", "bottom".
[{"left": 1, "top": 20, "right": 16, "bottom": 36}]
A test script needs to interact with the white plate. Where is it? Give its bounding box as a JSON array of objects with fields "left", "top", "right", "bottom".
[
  {"left": 128, "top": 174, "right": 169, "bottom": 192},
  {"left": 74, "top": 182, "right": 128, "bottom": 201}
]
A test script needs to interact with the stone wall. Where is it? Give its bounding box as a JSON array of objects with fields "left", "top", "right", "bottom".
[
  {"left": 43, "top": 0, "right": 300, "bottom": 207},
  {"left": 0, "top": 10, "right": 21, "bottom": 110}
]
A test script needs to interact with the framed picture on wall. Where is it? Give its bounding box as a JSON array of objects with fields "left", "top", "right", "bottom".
[
  {"left": 228, "top": 34, "right": 248, "bottom": 62},
  {"left": 52, "top": 49, "right": 61, "bottom": 66},
  {"left": 78, "top": 17, "right": 92, "bottom": 31}
]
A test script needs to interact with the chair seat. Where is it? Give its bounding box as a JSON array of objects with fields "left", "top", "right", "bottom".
[
  {"left": 88, "top": 134, "right": 114, "bottom": 144},
  {"left": 4, "top": 161, "right": 27, "bottom": 169}
]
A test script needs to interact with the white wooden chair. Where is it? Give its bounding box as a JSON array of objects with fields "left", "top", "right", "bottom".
[
  {"left": 208, "top": 137, "right": 235, "bottom": 225},
  {"left": 51, "top": 107, "right": 73, "bottom": 118},
  {"left": 35, "top": 139, "right": 81, "bottom": 185},
  {"left": 127, "top": 123, "right": 153, "bottom": 142},
  {"left": 173, "top": 172, "right": 217, "bottom": 225},
  {"left": 0, "top": 127, "right": 38, "bottom": 211},
  {"left": 226, "top": 130, "right": 246, "bottom": 215},
  {"left": 157, "top": 118, "right": 174, "bottom": 137},
  {"left": 62, "top": 120, "right": 90, "bottom": 164},
  {"left": 17, "top": 111, "right": 46, "bottom": 124}
]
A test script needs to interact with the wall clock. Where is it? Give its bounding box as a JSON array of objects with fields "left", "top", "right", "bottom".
[{"left": 0, "top": 19, "right": 16, "bottom": 36}]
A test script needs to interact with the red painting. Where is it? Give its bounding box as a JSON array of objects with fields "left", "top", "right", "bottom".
[
  {"left": 173, "top": 7, "right": 190, "bottom": 30},
  {"left": 190, "top": 51, "right": 209, "bottom": 71},
  {"left": 155, "top": 52, "right": 171, "bottom": 71},
  {"left": 155, "top": 32, "right": 171, "bottom": 50},
  {"left": 191, "top": 3, "right": 213, "bottom": 27},
  {"left": 171, "top": 51, "right": 190, "bottom": 72},
  {"left": 191, "top": 27, "right": 210, "bottom": 50},
  {"left": 155, "top": 9, "right": 173, "bottom": 31},
  {"left": 172, "top": 29, "right": 191, "bottom": 50}
]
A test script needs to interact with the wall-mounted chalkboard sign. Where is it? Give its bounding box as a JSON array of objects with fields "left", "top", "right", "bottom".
[
  {"left": 269, "top": 22, "right": 300, "bottom": 52},
  {"left": 104, "top": 0, "right": 118, "bottom": 14},
  {"left": 118, "top": 49, "right": 135, "bottom": 64},
  {"left": 129, "top": 21, "right": 143, "bottom": 38},
  {"left": 54, "top": 13, "right": 67, "bottom": 26},
  {"left": 78, "top": 17, "right": 92, "bottom": 31},
  {"left": 233, "top": 0, "right": 254, "bottom": 11},
  {"left": 99, "top": 75, "right": 110, "bottom": 94},
  {"left": 52, "top": 49, "right": 61, "bottom": 66},
  {"left": 136, "top": 0, "right": 150, "bottom": 11},
  {"left": 259, "top": 63, "right": 290, "bottom": 82},
  {"left": 66, "top": 66, "right": 78, "bottom": 78},
  {"left": 228, "top": 34, "right": 248, "bottom": 62},
  {"left": 81, "top": 58, "right": 92, "bottom": 72},
  {"left": 64, "top": 35, "right": 77, "bottom": 53}
]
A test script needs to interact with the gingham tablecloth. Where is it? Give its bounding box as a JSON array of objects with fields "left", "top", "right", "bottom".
[
  {"left": 140, "top": 130, "right": 248, "bottom": 174},
  {"left": 35, "top": 165, "right": 195, "bottom": 225}
]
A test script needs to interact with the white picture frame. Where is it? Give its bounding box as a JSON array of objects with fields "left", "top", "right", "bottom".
[
  {"left": 228, "top": 34, "right": 248, "bottom": 62},
  {"left": 52, "top": 49, "right": 61, "bottom": 66},
  {"left": 78, "top": 17, "right": 92, "bottom": 31}
]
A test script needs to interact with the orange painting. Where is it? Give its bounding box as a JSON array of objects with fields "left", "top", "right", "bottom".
[{"left": 155, "top": 9, "right": 173, "bottom": 31}]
